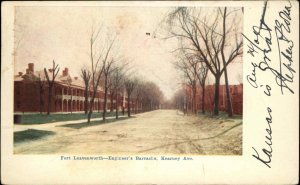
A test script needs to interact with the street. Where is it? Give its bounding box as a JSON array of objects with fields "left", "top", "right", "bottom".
[{"left": 14, "top": 110, "right": 242, "bottom": 155}]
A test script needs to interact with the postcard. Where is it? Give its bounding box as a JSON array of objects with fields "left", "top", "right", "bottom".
[{"left": 1, "top": 1, "right": 299, "bottom": 184}]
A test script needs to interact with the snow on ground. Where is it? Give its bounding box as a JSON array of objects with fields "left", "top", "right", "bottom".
[{"left": 14, "top": 110, "right": 242, "bottom": 155}]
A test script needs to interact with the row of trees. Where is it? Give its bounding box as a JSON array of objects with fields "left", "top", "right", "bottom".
[
  {"left": 78, "top": 26, "right": 165, "bottom": 123},
  {"left": 163, "top": 7, "right": 243, "bottom": 117},
  {"left": 133, "top": 81, "right": 164, "bottom": 113},
  {"left": 39, "top": 25, "right": 164, "bottom": 123},
  {"left": 80, "top": 65, "right": 164, "bottom": 123},
  {"left": 174, "top": 50, "right": 209, "bottom": 114}
]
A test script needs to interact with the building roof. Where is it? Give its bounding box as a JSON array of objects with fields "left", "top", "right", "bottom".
[
  {"left": 14, "top": 63, "right": 128, "bottom": 97},
  {"left": 15, "top": 69, "right": 87, "bottom": 90}
]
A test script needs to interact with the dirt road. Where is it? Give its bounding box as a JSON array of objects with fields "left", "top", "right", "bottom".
[{"left": 14, "top": 110, "right": 242, "bottom": 155}]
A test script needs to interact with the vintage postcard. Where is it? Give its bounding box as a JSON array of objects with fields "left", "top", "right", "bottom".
[{"left": 1, "top": 1, "right": 299, "bottom": 184}]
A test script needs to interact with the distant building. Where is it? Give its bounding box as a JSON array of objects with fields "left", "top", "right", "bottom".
[
  {"left": 14, "top": 63, "right": 131, "bottom": 113},
  {"left": 185, "top": 84, "right": 243, "bottom": 115}
]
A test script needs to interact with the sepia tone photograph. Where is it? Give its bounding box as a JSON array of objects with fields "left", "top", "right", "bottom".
[{"left": 13, "top": 6, "right": 243, "bottom": 155}]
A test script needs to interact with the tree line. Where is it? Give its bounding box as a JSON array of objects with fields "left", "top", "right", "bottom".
[
  {"left": 40, "top": 25, "right": 164, "bottom": 123},
  {"left": 162, "top": 7, "right": 243, "bottom": 117}
]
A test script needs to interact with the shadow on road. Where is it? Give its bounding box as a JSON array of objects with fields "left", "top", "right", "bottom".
[
  {"left": 15, "top": 113, "right": 105, "bottom": 125},
  {"left": 58, "top": 116, "right": 135, "bottom": 129},
  {"left": 14, "top": 129, "right": 55, "bottom": 143}
]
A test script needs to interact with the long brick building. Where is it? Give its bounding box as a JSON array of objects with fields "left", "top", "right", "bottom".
[
  {"left": 14, "top": 63, "right": 130, "bottom": 113},
  {"left": 185, "top": 84, "right": 243, "bottom": 115}
]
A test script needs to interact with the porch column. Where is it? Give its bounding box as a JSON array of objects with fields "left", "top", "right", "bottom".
[
  {"left": 61, "top": 87, "right": 64, "bottom": 112},
  {"left": 71, "top": 88, "right": 73, "bottom": 112}
]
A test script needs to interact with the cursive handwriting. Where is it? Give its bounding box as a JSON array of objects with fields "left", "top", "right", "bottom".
[
  {"left": 252, "top": 107, "right": 273, "bottom": 168},
  {"left": 274, "top": 0, "right": 295, "bottom": 94},
  {"left": 243, "top": 0, "right": 295, "bottom": 169},
  {"left": 243, "top": 0, "right": 295, "bottom": 95},
  {"left": 243, "top": 1, "right": 273, "bottom": 94},
  {"left": 246, "top": 63, "right": 258, "bottom": 88}
]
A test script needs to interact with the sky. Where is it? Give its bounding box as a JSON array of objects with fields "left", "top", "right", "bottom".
[{"left": 14, "top": 6, "right": 242, "bottom": 100}]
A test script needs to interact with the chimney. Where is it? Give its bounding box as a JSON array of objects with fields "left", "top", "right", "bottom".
[
  {"left": 74, "top": 77, "right": 78, "bottom": 80},
  {"left": 26, "top": 69, "right": 29, "bottom": 74},
  {"left": 62, "top": 69, "right": 65, "bottom": 76},
  {"left": 18, "top": 72, "right": 23, "bottom": 76},
  {"left": 28, "top": 63, "right": 34, "bottom": 73},
  {"left": 64, "top": 68, "right": 69, "bottom": 76},
  {"left": 62, "top": 68, "right": 69, "bottom": 76}
]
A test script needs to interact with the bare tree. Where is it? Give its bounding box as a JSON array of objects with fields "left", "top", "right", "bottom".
[
  {"left": 140, "top": 81, "right": 164, "bottom": 112},
  {"left": 44, "top": 60, "right": 60, "bottom": 115},
  {"left": 114, "top": 71, "right": 122, "bottom": 119},
  {"left": 81, "top": 69, "right": 91, "bottom": 114},
  {"left": 86, "top": 25, "right": 114, "bottom": 123},
  {"left": 124, "top": 77, "right": 139, "bottom": 117},
  {"left": 171, "top": 88, "right": 186, "bottom": 112},
  {"left": 174, "top": 52, "right": 198, "bottom": 114},
  {"left": 102, "top": 58, "right": 115, "bottom": 122},
  {"left": 165, "top": 7, "right": 243, "bottom": 116},
  {"left": 108, "top": 76, "right": 116, "bottom": 113},
  {"left": 87, "top": 27, "right": 103, "bottom": 122},
  {"left": 196, "top": 58, "right": 209, "bottom": 114},
  {"left": 132, "top": 82, "right": 144, "bottom": 114},
  {"left": 110, "top": 63, "right": 127, "bottom": 119},
  {"left": 219, "top": 7, "right": 243, "bottom": 117}
]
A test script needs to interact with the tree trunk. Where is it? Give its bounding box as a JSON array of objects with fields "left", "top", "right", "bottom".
[
  {"left": 139, "top": 102, "right": 142, "bottom": 113},
  {"left": 103, "top": 88, "right": 108, "bottom": 122},
  {"left": 87, "top": 92, "right": 96, "bottom": 123},
  {"left": 224, "top": 66, "right": 233, "bottom": 117},
  {"left": 84, "top": 88, "right": 88, "bottom": 114},
  {"left": 87, "top": 105, "right": 93, "bottom": 123},
  {"left": 88, "top": 96, "right": 94, "bottom": 123},
  {"left": 201, "top": 85, "right": 206, "bottom": 114},
  {"left": 193, "top": 84, "right": 197, "bottom": 114},
  {"left": 213, "top": 75, "right": 220, "bottom": 116},
  {"left": 220, "top": 7, "right": 233, "bottom": 117},
  {"left": 98, "top": 97, "right": 100, "bottom": 113},
  {"left": 128, "top": 96, "right": 131, "bottom": 117},
  {"left": 135, "top": 100, "right": 138, "bottom": 114},
  {"left": 116, "top": 91, "right": 119, "bottom": 119},
  {"left": 110, "top": 92, "right": 114, "bottom": 112},
  {"left": 184, "top": 92, "right": 187, "bottom": 115},
  {"left": 103, "top": 75, "right": 109, "bottom": 122}
]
